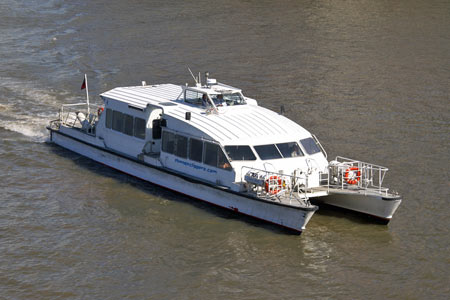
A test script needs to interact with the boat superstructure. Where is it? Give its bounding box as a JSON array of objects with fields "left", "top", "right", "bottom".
[{"left": 47, "top": 73, "right": 401, "bottom": 233}]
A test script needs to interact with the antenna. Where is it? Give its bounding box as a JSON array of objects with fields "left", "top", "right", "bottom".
[
  {"left": 187, "top": 67, "right": 198, "bottom": 85},
  {"left": 198, "top": 72, "right": 201, "bottom": 86}
]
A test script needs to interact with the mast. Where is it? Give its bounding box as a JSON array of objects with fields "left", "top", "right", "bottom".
[{"left": 84, "top": 74, "right": 90, "bottom": 115}]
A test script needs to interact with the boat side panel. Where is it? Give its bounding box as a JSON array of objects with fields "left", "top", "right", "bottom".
[
  {"left": 312, "top": 192, "right": 402, "bottom": 219},
  {"left": 50, "top": 131, "right": 315, "bottom": 232}
]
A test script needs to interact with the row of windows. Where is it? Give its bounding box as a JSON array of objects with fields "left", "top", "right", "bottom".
[
  {"left": 162, "top": 131, "right": 231, "bottom": 170},
  {"left": 184, "top": 90, "right": 247, "bottom": 107},
  {"left": 225, "top": 138, "right": 321, "bottom": 161},
  {"left": 105, "top": 109, "right": 146, "bottom": 139}
]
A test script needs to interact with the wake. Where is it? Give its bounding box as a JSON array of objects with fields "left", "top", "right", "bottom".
[{"left": 0, "top": 78, "right": 66, "bottom": 143}]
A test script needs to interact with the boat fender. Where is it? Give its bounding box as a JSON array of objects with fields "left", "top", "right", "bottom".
[{"left": 344, "top": 167, "right": 361, "bottom": 185}]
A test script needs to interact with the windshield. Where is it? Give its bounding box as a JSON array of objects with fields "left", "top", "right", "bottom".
[
  {"left": 225, "top": 145, "right": 256, "bottom": 161},
  {"left": 300, "top": 137, "right": 321, "bottom": 155},
  {"left": 211, "top": 92, "right": 246, "bottom": 106},
  {"left": 254, "top": 144, "right": 282, "bottom": 160},
  {"left": 254, "top": 142, "right": 306, "bottom": 160},
  {"left": 276, "top": 142, "right": 304, "bottom": 158}
]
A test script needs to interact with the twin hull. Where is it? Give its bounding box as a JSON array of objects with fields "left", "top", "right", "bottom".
[
  {"left": 312, "top": 190, "right": 402, "bottom": 222},
  {"left": 50, "top": 130, "right": 316, "bottom": 233}
]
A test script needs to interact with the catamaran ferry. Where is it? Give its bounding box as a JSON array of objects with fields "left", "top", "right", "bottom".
[{"left": 47, "top": 72, "right": 401, "bottom": 233}]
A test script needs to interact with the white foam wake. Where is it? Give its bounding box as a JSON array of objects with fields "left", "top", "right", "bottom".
[
  {"left": 0, "top": 117, "right": 49, "bottom": 142},
  {"left": 0, "top": 77, "right": 69, "bottom": 142},
  {"left": 0, "top": 103, "right": 56, "bottom": 143}
]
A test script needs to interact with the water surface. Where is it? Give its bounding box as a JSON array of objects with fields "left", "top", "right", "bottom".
[{"left": 0, "top": 0, "right": 449, "bottom": 299}]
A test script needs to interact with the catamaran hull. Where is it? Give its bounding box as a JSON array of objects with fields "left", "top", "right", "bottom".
[
  {"left": 311, "top": 189, "right": 401, "bottom": 222},
  {"left": 49, "top": 129, "right": 317, "bottom": 233}
]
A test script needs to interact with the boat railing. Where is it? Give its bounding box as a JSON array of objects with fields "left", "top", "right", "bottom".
[
  {"left": 58, "top": 103, "right": 102, "bottom": 134},
  {"left": 240, "top": 166, "right": 322, "bottom": 205},
  {"left": 327, "top": 156, "right": 390, "bottom": 196}
]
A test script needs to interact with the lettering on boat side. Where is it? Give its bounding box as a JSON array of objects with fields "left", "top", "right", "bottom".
[{"left": 174, "top": 158, "right": 217, "bottom": 174}]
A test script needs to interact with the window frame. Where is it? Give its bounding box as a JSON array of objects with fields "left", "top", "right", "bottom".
[
  {"left": 254, "top": 144, "right": 283, "bottom": 160},
  {"left": 175, "top": 134, "right": 188, "bottom": 158},
  {"left": 134, "top": 117, "right": 146, "bottom": 140},
  {"left": 161, "top": 130, "right": 176, "bottom": 154},
  {"left": 300, "top": 137, "right": 322, "bottom": 155},
  {"left": 123, "top": 114, "right": 134, "bottom": 136},
  {"left": 105, "top": 108, "right": 113, "bottom": 129},
  {"left": 276, "top": 142, "right": 304, "bottom": 158},
  {"left": 189, "top": 138, "right": 203, "bottom": 162},
  {"left": 224, "top": 145, "right": 256, "bottom": 161},
  {"left": 112, "top": 110, "right": 124, "bottom": 133},
  {"left": 204, "top": 142, "right": 231, "bottom": 170}
]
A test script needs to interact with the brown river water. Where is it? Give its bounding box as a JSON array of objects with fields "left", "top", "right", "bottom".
[{"left": 0, "top": 0, "right": 449, "bottom": 299}]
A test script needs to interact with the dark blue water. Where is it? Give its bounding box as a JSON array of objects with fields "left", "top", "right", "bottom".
[{"left": 1, "top": 0, "right": 449, "bottom": 298}]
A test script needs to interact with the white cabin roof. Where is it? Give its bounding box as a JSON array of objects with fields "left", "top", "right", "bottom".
[
  {"left": 100, "top": 83, "right": 312, "bottom": 145},
  {"left": 100, "top": 84, "right": 184, "bottom": 109}
]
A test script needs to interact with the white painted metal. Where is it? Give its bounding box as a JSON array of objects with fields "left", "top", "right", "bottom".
[
  {"left": 312, "top": 189, "right": 402, "bottom": 220},
  {"left": 50, "top": 131, "right": 316, "bottom": 232},
  {"left": 47, "top": 74, "right": 402, "bottom": 233},
  {"left": 100, "top": 84, "right": 313, "bottom": 145}
]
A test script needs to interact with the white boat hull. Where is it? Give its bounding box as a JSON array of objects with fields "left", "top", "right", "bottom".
[
  {"left": 311, "top": 188, "right": 402, "bottom": 222},
  {"left": 49, "top": 129, "right": 317, "bottom": 233}
]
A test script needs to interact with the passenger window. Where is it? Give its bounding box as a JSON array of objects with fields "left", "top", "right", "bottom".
[
  {"left": 217, "top": 147, "right": 232, "bottom": 170},
  {"left": 105, "top": 108, "right": 112, "bottom": 129},
  {"left": 204, "top": 142, "right": 231, "bottom": 170},
  {"left": 152, "top": 119, "right": 162, "bottom": 139},
  {"left": 189, "top": 138, "right": 203, "bottom": 162},
  {"left": 276, "top": 142, "right": 304, "bottom": 158},
  {"left": 112, "top": 111, "right": 124, "bottom": 132},
  {"left": 134, "top": 117, "right": 146, "bottom": 139},
  {"left": 204, "top": 142, "right": 218, "bottom": 167},
  {"left": 254, "top": 144, "right": 282, "bottom": 160},
  {"left": 175, "top": 135, "right": 188, "bottom": 158},
  {"left": 224, "top": 145, "right": 256, "bottom": 161},
  {"left": 123, "top": 114, "right": 134, "bottom": 136},
  {"left": 162, "top": 131, "right": 175, "bottom": 154}
]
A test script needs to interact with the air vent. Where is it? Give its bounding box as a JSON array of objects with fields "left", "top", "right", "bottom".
[{"left": 160, "top": 102, "right": 177, "bottom": 106}]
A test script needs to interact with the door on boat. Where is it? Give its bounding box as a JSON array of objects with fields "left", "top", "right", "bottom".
[{"left": 143, "top": 108, "right": 163, "bottom": 154}]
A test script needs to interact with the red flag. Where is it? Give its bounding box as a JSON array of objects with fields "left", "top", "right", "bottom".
[{"left": 81, "top": 77, "right": 86, "bottom": 90}]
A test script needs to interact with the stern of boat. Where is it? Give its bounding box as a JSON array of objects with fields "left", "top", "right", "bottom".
[{"left": 310, "top": 156, "right": 402, "bottom": 222}]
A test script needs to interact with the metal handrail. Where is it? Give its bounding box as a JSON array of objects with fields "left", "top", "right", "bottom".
[
  {"left": 59, "top": 103, "right": 101, "bottom": 130},
  {"left": 329, "top": 156, "right": 390, "bottom": 196},
  {"left": 240, "top": 166, "right": 323, "bottom": 203}
]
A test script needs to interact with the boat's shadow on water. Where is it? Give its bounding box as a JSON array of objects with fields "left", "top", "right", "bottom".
[
  {"left": 313, "top": 203, "right": 391, "bottom": 226},
  {"left": 47, "top": 143, "right": 299, "bottom": 235}
]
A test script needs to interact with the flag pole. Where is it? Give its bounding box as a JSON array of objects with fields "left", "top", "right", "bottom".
[{"left": 84, "top": 73, "right": 90, "bottom": 115}]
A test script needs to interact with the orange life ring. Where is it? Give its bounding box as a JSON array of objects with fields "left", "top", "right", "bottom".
[
  {"left": 265, "top": 175, "right": 282, "bottom": 195},
  {"left": 344, "top": 167, "right": 361, "bottom": 185},
  {"left": 97, "top": 107, "right": 104, "bottom": 116}
]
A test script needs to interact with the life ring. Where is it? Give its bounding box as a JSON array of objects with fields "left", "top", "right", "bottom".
[
  {"left": 344, "top": 167, "right": 361, "bottom": 185},
  {"left": 97, "top": 107, "right": 104, "bottom": 116},
  {"left": 265, "top": 175, "right": 282, "bottom": 195}
]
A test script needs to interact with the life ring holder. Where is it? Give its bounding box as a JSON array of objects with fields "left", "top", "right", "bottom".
[
  {"left": 344, "top": 166, "right": 361, "bottom": 185},
  {"left": 265, "top": 175, "right": 282, "bottom": 195}
]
